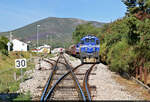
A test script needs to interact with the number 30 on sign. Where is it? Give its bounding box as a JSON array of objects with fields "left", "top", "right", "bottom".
[{"left": 15, "top": 59, "right": 27, "bottom": 68}]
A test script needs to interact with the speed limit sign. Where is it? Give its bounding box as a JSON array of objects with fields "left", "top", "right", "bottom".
[{"left": 15, "top": 59, "right": 27, "bottom": 68}]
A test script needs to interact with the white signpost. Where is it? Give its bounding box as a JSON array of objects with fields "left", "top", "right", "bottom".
[
  {"left": 15, "top": 59, "right": 27, "bottom": 68},
  {"left": 7, "top": 42, "right": 11, "bottom": 52},
  {"left": 15, "top": 59, "right": 27, "bottom": 83}
]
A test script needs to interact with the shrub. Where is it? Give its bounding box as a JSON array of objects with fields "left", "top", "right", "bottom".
[
  {"left": 13, "top": 91, "right": 31, "bottom": 101},
  {"left": 0, "top": 36, "right": 9, "bottom": 56},
  {"left": 99, "top": 43, "right": 107, "bottom": 63},
  {"left": 107, "top": 39, "right": 136, "bottom": 73}
]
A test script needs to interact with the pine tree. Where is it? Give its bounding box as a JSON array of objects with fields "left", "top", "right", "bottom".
[{"left": 122, "top": 0, "right": 137, "bottom": 15}]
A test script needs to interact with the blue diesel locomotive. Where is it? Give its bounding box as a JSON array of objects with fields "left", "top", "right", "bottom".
[{"left": 79, "top": 35, "right": 100, "bottom": 63}]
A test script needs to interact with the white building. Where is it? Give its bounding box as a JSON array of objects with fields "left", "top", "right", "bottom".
[{"left": 12, "top": 39, "right": 28, "bottom": 51}]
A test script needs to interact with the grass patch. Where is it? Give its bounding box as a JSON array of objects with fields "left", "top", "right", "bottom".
[
  {"left": 13, "top": 91, "right": 31, "bottom": 101},
  {"left": 9, "top": 81, "right": 20, "bottom": 92},
  {"left": 46, "top": 53, "right": 55, "bottom": 58},
  {"left": 0, "top": 52, "right": 35, "bottom": 93}
]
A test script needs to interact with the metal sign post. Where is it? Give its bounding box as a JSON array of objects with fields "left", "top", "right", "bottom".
[
  {"left": 21, "top": 67, "right": 23, "bottom": 83},
  {"left": 20, "top": 51, "right": 22, "bottom": 83},
  {"left": 15, "top": 58, "right": 27, "bottom": 83}
]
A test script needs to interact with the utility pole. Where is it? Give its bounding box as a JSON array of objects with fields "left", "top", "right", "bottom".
[
  {"left": 47, "top": 35, "right": 49, "bottom": 45},
  {"left": 9, "top": 32, "right": 13, "bottom": 42},
  {"left": 51, "top": 34, "right": 52, "bottom": 48},
  {"left": 37, "top": 25, "right": 40, "bottom": 48}
]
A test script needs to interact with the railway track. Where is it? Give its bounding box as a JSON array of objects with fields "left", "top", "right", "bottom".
[
  {"left": 83, "top": 64, "right": 96, "bottom": 100},
  {"left": 40, "top": 53, "right": 96, "bottom": 101}
]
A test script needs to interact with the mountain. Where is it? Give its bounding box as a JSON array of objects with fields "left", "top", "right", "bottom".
[{"left": 0, "top": 17, "right": 104, "bottom": 48}]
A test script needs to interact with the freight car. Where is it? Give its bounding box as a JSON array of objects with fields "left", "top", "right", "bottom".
[
  {"left": 75, "top": 43, "right": 80, "bottom": 57},
  {"left": 65, "top": 44, "right": 76, "bottom": 56}
]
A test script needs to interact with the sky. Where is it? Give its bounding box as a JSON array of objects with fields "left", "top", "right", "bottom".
[{"left": 0, "top": 0, "right": 127, "bottom": 32}]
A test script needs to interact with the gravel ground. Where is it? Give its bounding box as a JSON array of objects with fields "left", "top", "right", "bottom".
[
  {"left": 89, "top": 63, "right": 143, "bottom": 100},
  {"left": 19, "top": 70, "right": 51, "bottom": 98},
  {"left": 66, "top": 54, "right": 143, "bottom": 100},
  {"left": 19, "top": 54, "right": 145, "bottom": 100},
  {"left": 18, "top": 56, "right": 58, "bottom": 99}
]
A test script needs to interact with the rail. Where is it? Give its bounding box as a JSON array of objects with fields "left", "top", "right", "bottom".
[
  {"left": 62, "top": 55, "right": 86, "bottom": 101},
  {"left": 43, "top": 64, "right": 83, "bottom": 101},
  {"left": 40, "top": 55, "right": 61, "bottom": 101},
  {"left": 83, "top": 64, "right": 96, "bottom": 101},
  {"left": 41, "top": 54, "right": 95, "bottom": 101}
]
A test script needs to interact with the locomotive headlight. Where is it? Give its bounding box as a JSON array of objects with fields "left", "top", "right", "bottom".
[
  {"left": 85, "top": 47, "right": 88, "bottom": 51},
  {"left": 93, "top": 47, "right": 96, "bottom": 51}
]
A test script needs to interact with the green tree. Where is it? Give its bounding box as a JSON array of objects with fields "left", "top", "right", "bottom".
[
  {"left": 72, "top": 23, "right": 100, "bottom": 43},
  {"left": 122, "top": 0, "right": 137, "bottom": 15},
  {"left": 0, "top": 36, "right": 9, "bottom": 55},
  {"left": 122, "top": 0, "right": 150, "bottom": 20}
]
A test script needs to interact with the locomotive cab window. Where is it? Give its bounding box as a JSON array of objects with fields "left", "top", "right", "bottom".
[
  {"left": 85, "top": 38, "right": 89, "bottom": 43},
  {"left": 81, "top": 40, "right": 84, "bottom": 44},
  {"left": 91, "top": 38, "right": 95, "bottom": 43},
  {"left": 96, "top": 40, "right": 99, "bottom": 45}
]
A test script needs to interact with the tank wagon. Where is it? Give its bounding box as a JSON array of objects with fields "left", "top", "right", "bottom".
[{"left": 79, "top": 35, "right": 100, "bottom": 63}]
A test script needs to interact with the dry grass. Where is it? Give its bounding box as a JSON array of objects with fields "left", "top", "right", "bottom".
[
  {"left": 147, "top": 74, "right": 150, "bottom": 86},
  {"left": 0, "top": 52, "right": 34, "bottom": 93},
  {"left": 112, "top": 73, "right": 150, "bottom": 100}
]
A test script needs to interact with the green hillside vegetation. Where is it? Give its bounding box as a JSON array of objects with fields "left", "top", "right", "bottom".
[
  {"left": 0, "top": 17, "right": 104, "bottom": 48},
  {"left": 73, "top": 0, "right": 150, "bottom": 75}
]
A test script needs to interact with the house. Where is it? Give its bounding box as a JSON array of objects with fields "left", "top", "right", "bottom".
[{"left": 12, "top": 39, "right": 28, "bottom": 51}]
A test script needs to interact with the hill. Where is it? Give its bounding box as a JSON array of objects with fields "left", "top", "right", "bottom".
[{"left": 0, "top": 17, "right": 104, "bottom": 48}]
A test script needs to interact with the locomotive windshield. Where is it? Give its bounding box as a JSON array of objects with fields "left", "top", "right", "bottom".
[
  {"left": 81, "top": 40, "right": 84, "bottom": 44},
  {"left": 85, "top": 38, "right": 95, "bottom": 43},
  {"left": 91, "top": 38, "right": 95, "bottom": 43},
  {"left": 85, "top": 38, "right": 89, "bottom": 43}
]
